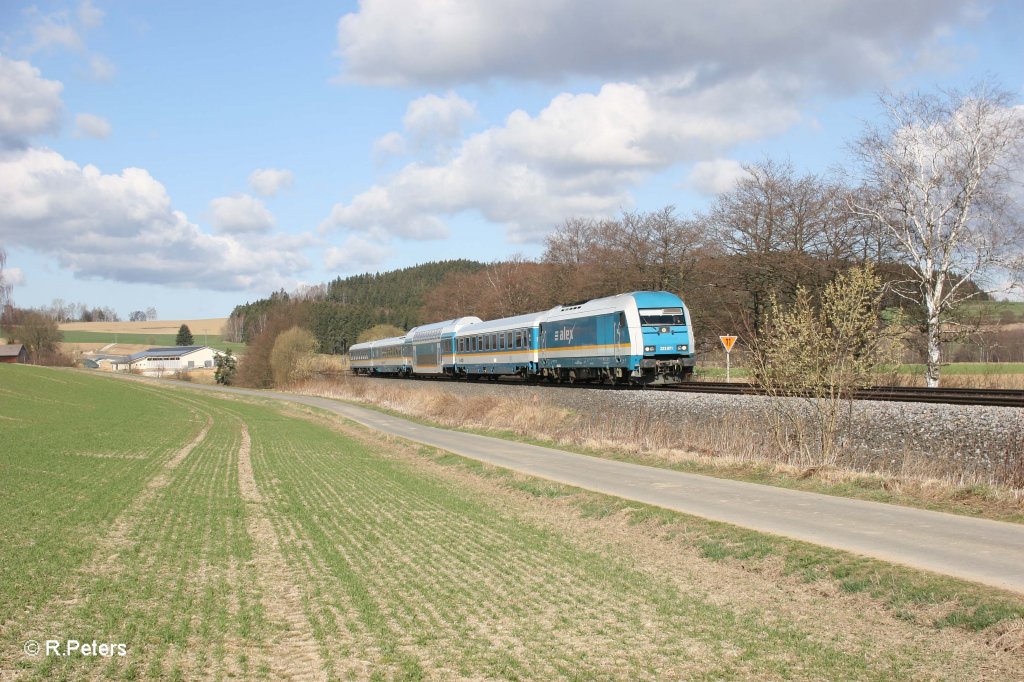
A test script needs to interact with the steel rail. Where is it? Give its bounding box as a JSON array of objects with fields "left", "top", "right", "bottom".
[
  {"left": 662, "top": 381, "right": 1024, "bottom": 408},
  {"left": 332, "top": 372, "right": 1023, "bottom": 407}
]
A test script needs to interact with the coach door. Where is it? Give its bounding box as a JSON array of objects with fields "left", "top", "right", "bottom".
[{"left": 614, "top": 312, "right": 625, "bottom": 362}]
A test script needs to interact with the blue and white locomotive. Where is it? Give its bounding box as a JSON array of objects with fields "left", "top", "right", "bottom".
[{"left": 348, "top": 291, "right": 695, "bottom": 386}]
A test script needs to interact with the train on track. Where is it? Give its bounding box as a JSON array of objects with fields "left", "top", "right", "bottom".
[{"left": 348, "top": 291, "right": 696, "bottom": 386}]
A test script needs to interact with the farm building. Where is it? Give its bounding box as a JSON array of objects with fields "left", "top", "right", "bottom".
[
  {"left": 111, "top": 346, "right": 218, "bottom": 375},
  {"left": 0, "top": 344, "right": 28, "bottom": 363}
]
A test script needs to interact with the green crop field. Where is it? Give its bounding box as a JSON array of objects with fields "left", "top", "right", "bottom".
[
  {"left": 2, "top": 365, "right": 1020, "bottom": 680},
  {"left": 58, "top": 330, "right": 247, "bottom": 353}
]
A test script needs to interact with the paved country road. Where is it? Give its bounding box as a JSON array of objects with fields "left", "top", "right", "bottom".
[{"left": 128, "top": 376, "right": 1024, "bottom": 595}]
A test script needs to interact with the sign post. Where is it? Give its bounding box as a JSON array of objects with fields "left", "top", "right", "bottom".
[{"left": 719, "top": 335, "right": 738, "bottom": 381}]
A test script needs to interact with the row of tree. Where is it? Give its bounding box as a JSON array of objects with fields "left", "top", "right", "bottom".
[{"left": 224, "top": 82, "right": 1021, "bottom": 388}]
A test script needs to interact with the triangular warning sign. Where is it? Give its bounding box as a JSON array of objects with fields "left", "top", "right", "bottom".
[{"left": 719, "top": 335, "right": 737, "bottom": 352}]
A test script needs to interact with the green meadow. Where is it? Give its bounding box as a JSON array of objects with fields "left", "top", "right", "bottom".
[
  {"left": 1, "top": 365, "right": 1020, "bottom": 680},
  {"left": 59, "top": 329, "right": 247, "bottom": 353}
]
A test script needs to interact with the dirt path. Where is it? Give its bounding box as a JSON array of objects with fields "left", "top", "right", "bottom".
[{"left": 236, "top": 421, "right": 330, "bottom": 681}]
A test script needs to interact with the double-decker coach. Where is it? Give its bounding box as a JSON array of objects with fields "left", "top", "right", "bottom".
[
  {"left": 405, "top": 316, "right": 482, "bottom": 376},
  {"left": 348, "top": 335, "right": 410, "bottom": 376}
]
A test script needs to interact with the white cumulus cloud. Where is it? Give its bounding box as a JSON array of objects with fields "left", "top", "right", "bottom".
[
  {"left": 688, "top": 159, "right": 746, "bottom": 195},
  {"left": 324, "top": 236, "right": 393, "bottom": 273},
  {"left": 248, "top": 167, "right": 294, "bottom": 197},
  {"left": 373, "top": 131, "right": 406, "bottom": 161},
  {"left": 74, "top": 112, "right": 111, "bottom": 139},
  {"left": 85, "top": 54, "right": 116, "bottom": 82},
  {"left": 402, "top": 91, "right": 476, "bottom": 151},
  {"left": 0, "top": 55, "right": 64, "bottom": 147},
  {"left": 336, "top": 0, "right": 976, "bottom": 88},
  {"left": 3, "top": 266, "right": 26, "bottom": 286},
  {"left": 0, "top": 147, "right": 309, "bottom": 291},
  {"left": 321, "top": 75, "right": 800, "bottom": 244},
  {"left": 210, "top": 194, "right": 276, "bottom": 233},
  {"left": 77, "top": 0, "right": 104, "bottom": 29}
]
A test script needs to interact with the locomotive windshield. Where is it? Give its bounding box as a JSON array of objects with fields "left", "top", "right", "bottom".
[{"left": 639, "top": 314, "right": 686, "bottom": 325}]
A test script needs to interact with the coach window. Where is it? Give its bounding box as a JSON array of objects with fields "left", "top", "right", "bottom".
[{"left": 499, "top": 334, "right": 505, "bottom": 350}]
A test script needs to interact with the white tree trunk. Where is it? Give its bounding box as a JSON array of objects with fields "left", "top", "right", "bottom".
[{"left": 925, "top": 315, "right": 942, "bottom": 388}]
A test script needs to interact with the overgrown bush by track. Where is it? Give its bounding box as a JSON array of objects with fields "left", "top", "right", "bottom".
[{"left": 291, "top": 374, "right": 1024, "bottom": 520}]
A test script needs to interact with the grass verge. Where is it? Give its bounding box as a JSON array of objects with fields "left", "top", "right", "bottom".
[{"left": 289, "top": 376, "right": 1024, "bottom": 524}]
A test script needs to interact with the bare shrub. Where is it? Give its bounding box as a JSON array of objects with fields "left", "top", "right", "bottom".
[
  {"left": 34, "top": 348, "right": 75, "bottom": 367},
  {"left": 270, "top": 327, "right": 317, "bottom": 387},
  {"left": 750, "top": 264, "right": 903, "bottom": 467}
]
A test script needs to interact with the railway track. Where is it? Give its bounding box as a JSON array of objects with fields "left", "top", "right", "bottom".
[
  {"left": 334, "top": 372, "right": 1024, "bottom": 407},
  {"left": 663, "top": 381, "right": 1024, "bottom": 408}
]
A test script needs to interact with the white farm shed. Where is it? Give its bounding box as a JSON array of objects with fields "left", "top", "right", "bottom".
[{"left": 112, "top": 346, "right": 218, "bottom": 375}]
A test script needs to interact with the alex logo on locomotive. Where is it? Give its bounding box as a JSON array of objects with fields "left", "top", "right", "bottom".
[{"left": 553, "top": 327, "right": 575, "bottom": 343}]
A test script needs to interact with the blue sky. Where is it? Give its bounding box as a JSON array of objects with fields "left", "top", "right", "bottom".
[{"left": 1, "top": 0, "right": 1021, "bottom": 319}]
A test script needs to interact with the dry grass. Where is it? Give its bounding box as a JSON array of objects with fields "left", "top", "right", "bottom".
[
  {"left": 886, "top": 372, "right": 1024, "bottom": 389},
  {"left": 290, "top": 375, "right": 1024, "bottom": 521},
  {"left": 58, "top": 317, "right": 228, "bottom": 335}
]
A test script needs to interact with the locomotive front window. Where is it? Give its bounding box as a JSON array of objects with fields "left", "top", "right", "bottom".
[{"left": 640, "top": 314, "right": 687, "bottom": 325}]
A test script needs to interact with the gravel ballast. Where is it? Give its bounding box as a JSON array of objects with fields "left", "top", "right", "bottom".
[{"left": 347, "top": 376, "right": 1023, "bottom": 477}]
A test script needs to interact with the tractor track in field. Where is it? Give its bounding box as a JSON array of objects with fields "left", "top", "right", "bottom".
[
  {"left": 82, "top": 406, "right": 213, "bottom": 576},
  {"left": 235, "top": 421, "right": 329, "bottom": 682}
]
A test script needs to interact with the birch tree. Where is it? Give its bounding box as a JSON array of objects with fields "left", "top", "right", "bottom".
[
  {"left": 849, "top": 82, "right": 1024, "bottom": 387},
  {"left": 0, "top": 248, "right": 11, "bottom": 341}
]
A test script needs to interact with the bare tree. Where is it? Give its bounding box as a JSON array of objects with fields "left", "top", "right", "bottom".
[
  {"left": 0, "top": 248, "right": 11, "bottom": 341},
  {"left": 542, "top": 207, "right": 704, "bottom": 304},
  {"left": 703, "top": 159, "right": 857, "bottom": 333},
  {"left": 849, "top": 82, "right": 1024, "bottom": 386}
]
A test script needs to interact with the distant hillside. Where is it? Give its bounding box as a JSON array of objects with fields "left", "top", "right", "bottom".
[
  {"left": 230, "top": 260, "right": 486, "bottom": 353},
  {"left": 323, "top": 260, "right": 485, "bottom": 318}
]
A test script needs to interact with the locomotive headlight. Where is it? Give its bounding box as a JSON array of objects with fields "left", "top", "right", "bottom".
[
  {"left": 644, "top": 345, "right": 655, "bottom": 353},
  {"left": 659, "top": 326, "right": 669, "bottom": 334},
  {"left": 676, "top": 344, "right": 688, "bottom": 352}
]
